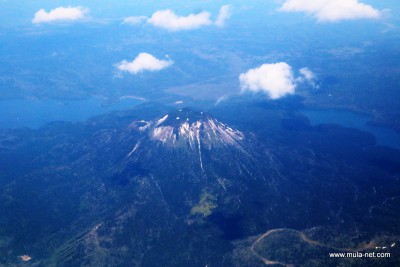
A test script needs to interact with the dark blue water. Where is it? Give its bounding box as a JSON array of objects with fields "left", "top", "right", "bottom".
[
  {"left": 0, "top": 97, "right": 143, "bottom": 129},
  {"left": 301, "top": 109, "right": 400, "bottom": 150}
]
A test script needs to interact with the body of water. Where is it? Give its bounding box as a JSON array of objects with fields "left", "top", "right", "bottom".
[
  {"left": 301, "top": 109, "right": 400, "bottom": 150},
  {"left": 0, "top": 97, "right": 143, "bottom": 129}
]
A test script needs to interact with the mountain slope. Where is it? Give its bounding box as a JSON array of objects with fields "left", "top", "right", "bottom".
[{"left": 0, "top": 103, "right": 399, "bottom": 267}]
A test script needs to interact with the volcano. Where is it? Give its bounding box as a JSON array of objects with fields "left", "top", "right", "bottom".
[
  {"left": 121, "top": 108, "right": 270, "bottom": 181},
  {"left": 0, "top": 104, "right": 399, "bottom": 267}
]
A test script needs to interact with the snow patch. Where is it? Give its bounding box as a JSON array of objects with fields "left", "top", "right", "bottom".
[
  {"left": 127, "top": 141, "right": 141, "bottom": 157},
  {"left": 19, "top": 255, "right": 32, "bottom": 262},
  {"left": 144, "top": 112, "right": 244, "bottom": 149},
  {"left": 152, "top": 126, "right": 175, "bottom": 143},
  {"left": 156, "top": 115, "right": 168, "bottom": 126}
]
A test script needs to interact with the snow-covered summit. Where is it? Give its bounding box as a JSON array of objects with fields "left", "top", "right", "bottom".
[{"left": 130, "top": 108, "right": 244, "bottom": 149}]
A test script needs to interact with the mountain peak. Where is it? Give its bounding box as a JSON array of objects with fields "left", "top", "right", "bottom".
[
  {"left": 126, "top": 108, "right": 249, "bottom": 176},
  {"left": 129, "top": 108, "right": 244, "bottom": 148},
  {"left": 155, "top": 108, "right": 207, "bottom": 127}
]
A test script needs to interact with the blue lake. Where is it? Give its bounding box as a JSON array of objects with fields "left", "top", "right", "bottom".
[
  {"left": 0, "top": 97, "right": 143, "bottom": 129},
  {"left": 301, "top": 109, "right": 400, "bottom": 150},
  {"left": 1, "top": 100, "right": 399, "bottom": 150}
]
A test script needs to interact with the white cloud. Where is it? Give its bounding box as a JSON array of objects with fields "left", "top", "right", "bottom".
[
  {"left": 32, "top": 6, "right": 88, "bottom": 24},
  {"left": 279, "top": 0, "right": 381, "bottom": 22},
  {"left": 298, "top": 67, "right": 317, "bottom": 87},
  {"left": 124, "top": 6, "right": 233, "bottom": 30},
  {"left": 215, "top": 5, "right": 232, "bottom": 27},
  {"left": 240, "top": 64, "right": 318, "bottom": 99},
  {"left": 147, "top": 9, "right": 212, "bottom": 31},
  {"left": 215, "top": 95, "right": 229, "bottom": 105},
  {"left": 239, "top": 63, "right": 296, "bottom": 99},
  {"left": 117, "top": 53, "right": 173, "bottom": 75},
  {"left": 122, "top": 16, "right": 148, "bottom": 25},
  {"left": 299, "top": 67, "right": 315, "bottom": 81}
]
